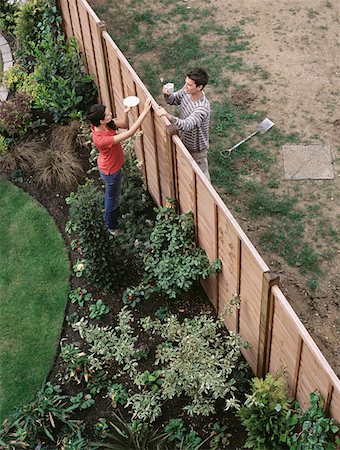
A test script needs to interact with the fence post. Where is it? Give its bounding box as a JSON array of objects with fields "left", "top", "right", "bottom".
[
  {"left": 165, "top": 124, "right": 179, "bottom": 202},
  {"left": 257, "top": 271, "right": 279, "bottom": 377},
  {"left": 95, "top": 21, "right": 111, "bottom": 108}
]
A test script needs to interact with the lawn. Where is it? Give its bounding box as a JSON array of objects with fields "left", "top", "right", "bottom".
[{"left": 0, "top": 177, "right": 70, "bottom": 422}]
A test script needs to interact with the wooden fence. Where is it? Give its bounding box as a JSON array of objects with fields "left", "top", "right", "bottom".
[{"left": 57, "top": 0, "right": 340, "bottom": 423}]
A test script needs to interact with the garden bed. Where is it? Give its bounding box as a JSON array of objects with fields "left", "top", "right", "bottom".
[{"left": 2, "top": 157, "right": 249, "bottom": 448}]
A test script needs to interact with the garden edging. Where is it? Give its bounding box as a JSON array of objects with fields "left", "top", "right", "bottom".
[{"left": 0, "top": 31, "right": 12, "bottom": 101}]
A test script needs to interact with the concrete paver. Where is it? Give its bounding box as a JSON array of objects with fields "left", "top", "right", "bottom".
[{"left": 282, "top": 144, "right": 334, "bottom": 180}]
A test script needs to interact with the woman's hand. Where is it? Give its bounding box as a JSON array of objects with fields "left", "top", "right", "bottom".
[
  {"left": 123, "top": 106, "right": 131, "bottom": 114},
  {"left": 143, "top": 97, "right": 152, "bottom": 113}
]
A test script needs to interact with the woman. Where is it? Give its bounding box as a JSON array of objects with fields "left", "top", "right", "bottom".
[{"left": 87, "top": 98, "right": 151, "bottom": 236}]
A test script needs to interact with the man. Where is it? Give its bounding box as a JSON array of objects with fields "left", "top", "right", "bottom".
[{"left": 157, "top": 67, "right": 211, "bottom": 181}]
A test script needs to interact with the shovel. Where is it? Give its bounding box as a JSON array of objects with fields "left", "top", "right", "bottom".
[{"left": 221, "top": 118, "right": 274, "bottom": 157}]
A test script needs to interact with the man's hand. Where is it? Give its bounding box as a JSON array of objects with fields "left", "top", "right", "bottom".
[{"left": 156, "top": 106, "right": 172, "bottom": 120}]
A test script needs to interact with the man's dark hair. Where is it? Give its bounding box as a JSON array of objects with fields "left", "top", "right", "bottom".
[
  {"left": 87, "top": 104, "right": 105, "bottom": 126},
  {"left": 186, "top": 67, "right": 209, "bottom": 89}
]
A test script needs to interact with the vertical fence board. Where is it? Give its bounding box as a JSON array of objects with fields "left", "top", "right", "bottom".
[
  {"left": 217, "top": 211, "right": 241, "bottom": 332},
  {"left": 175, "top": 142, "right": 197, "bottom": 214},
  {"left": 103, "top": 34, "right": 124, "bottom": 117},
  {"left": 329, "top": 388, "right": 340, "bottom": 423},
  {"left": 239, "top": 245, "right": 268, "bottom": 372},
  {"left": 296, "top": 345, "right": 333, "bottom": 409},
  {"left": 58, "top": 0, "right": 73, "bottom": 36},
  {"left": 269, "top": 288, "right": 302, "bottom": 394}
]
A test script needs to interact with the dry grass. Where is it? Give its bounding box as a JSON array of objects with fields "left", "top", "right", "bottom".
[
  {"left": 1, "top": 122, "right": 85, "bottom": 190},
  {"left": 0, "top": 138, "right": 41, "bottom": 173},
  {"left": 34, "top": 146, "right": 83, "bottom": 190},
  {"left": 34, "top": 122, "right": 83, "bottom": 190}
]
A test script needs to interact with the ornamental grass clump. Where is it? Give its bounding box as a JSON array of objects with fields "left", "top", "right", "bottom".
[{"left": 123, "top": 200, "right": 222, "bottom": 305}]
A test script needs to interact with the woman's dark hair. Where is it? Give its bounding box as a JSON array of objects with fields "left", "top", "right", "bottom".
[
  {"left": 87, "top": 104, "right": 105, "bottom": 126},
  {"left": 87, "top": 104, "right": 117, "bottom": 130},
  {"left": 186, "top": 67, "right": 209, "bottom": 89}
]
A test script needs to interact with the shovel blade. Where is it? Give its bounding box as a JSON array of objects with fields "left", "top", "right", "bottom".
[{"left": 258, "top": 118, "right": 274, "bottom": 134}]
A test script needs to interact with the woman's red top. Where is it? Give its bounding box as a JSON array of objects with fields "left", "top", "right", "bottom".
[{"left": 91, "top": 124, "right": 124, "bottom": 175}]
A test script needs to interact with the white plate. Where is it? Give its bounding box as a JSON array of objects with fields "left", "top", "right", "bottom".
[{"left": 123, "top": 96, "right": 140, "bottom": 107}]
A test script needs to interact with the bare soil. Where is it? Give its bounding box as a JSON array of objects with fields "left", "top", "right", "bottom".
[{"left": 207, "top": 0, "right": 340, "bottom": 375}]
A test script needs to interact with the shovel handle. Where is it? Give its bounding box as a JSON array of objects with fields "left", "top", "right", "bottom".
[{"left": 227, "top": 130, "right": 259, "bottom": 154}]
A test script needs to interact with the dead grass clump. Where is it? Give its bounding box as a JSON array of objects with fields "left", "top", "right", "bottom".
[
  {"left": 49, "top": 121, "right": 81, "bottom": 153},
  {"left": 34, "top": 146, "right": 83, "bottom": 190},
  {"left": 0, "top": 137, "right": 42, "bottom": 173}
]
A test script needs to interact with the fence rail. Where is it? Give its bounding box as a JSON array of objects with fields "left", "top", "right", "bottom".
[{"left": 57, "top": 0, "right": 340, "bottom": 423}]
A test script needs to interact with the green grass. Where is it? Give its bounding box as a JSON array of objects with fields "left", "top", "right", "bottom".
[{"left": 0, "top": 178, "right": 70, "bottom": 422}]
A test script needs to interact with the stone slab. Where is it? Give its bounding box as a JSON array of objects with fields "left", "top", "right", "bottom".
[{"left": 282, "top": 144, "right": 334, "bottom": 180}]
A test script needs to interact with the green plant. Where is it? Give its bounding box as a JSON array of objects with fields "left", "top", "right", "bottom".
[
  {"left": 125, "top": 391, "right": 163, "bottom": 423},
  {"left": 133, "top": 342, "right": 150, "bottom": 360},
  {"left": 73, "top": 258, "right": 87, "bottom": 278},
  {"left": 69, "top": 180, "right": 121, "bottom": 290},
  {"left": 164, "top": 418, "right": 186, "bottom": 443},
  {"left": 95, "top": 418, "right": 109, "bottom": 435},
  {"left": 72, "top": 307, "right": 139, "bottom": 374},
  {"left": 89, "top": 299, "right": 111, "bottom": 319},
  {"left": 69, "top": 287, "right": 92, "bottom": 306},
  {"left": 92, "top": 411, "right": 169, "bottom": 449},
  {"left": 282, "top": 392, "right": 339, "bottom": 450},
  {"left": 0, "top": 0, "right": 19, "bottom": 34},
  {"left": 209, "top": 422, "right": 232, "bottom": 449},
  {"left": 108, "top": 384, "right": 129, "bottom": 408},
  {"left": 60, "top": 343, "right": 90, "bottom": 385},
  {"left": 123, "top": 201, "right": 222, "bottom": 304},
  {"left": 70, "top": 392, "right": 95, "bottom": 410},
  {"left": 238, "top": 371, "right": 292, "bottom": 449},
  {"left": 14, "top": 0, "right": 97, "bottom": 122},
  {"left": 155, "top": 305, "right": 171, "bottom": 320},
  {"left": 141, "top": 312, "right": 248, "bottom": 416},
  {"left": 0, "top": 382, "right": 77, "bottom": 445},
  {"left": 0, "top": 134, "right": 10, "bottom": 156},
  {"left": 134, "top": 370, "right": 163, "bottom": 392}
]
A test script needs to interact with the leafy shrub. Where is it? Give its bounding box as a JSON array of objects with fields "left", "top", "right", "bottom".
[
  {"left": 14, "top": 0, "right": 51, "bottom": 59},
  {"left": 0, "top": 382, "right": 77, "bottom": 445},
  {"left": 13, "top": 0, "right": 97, "bottom": 123},
  {"left": 123, "top": 201, "right": 222, "bottom": 305},
  {"left": 0, "top": 93, "right": 33, "bottom": 137},
  {"left": 238, "top": 371, "right": 292, "bottom": 449},
  {"left": 282, "top": 392, "right": 339, "bottom": 450},
  {"left": 141, "top": 313, "right": 248, "bottom": 416},
  {"left": 2, "top": 64, "right": 28, "bottom": 91},
  {"left": 0, "top": 0, "right": 19, "bottom": 34},
  {"left": 72, "top": 307, "right": 139, "bottom": 374},
  {"left": 68, "top": 180, "right": 121, "bottom": 290}
]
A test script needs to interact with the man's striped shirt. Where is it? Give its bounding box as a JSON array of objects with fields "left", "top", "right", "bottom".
[{"left": 166, "top": 89, "right": 210, "bottom": 153}]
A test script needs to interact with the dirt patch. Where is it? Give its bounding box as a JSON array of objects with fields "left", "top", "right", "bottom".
[{"left": 205, "top": 0, "right": 340, "bottom": 375}]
